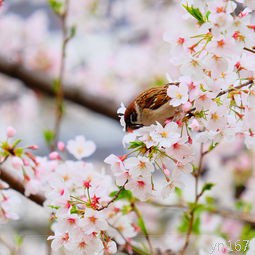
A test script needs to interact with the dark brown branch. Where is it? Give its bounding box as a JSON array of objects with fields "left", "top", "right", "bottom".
[
  {"left": 244, "top": 47, "right": 255, "bottom": 54},
  {"left": 0, "top": 167, "right": 45, "bottom": 206},
  {"left": 216, "top": 79, "right": 254, "bottom": 98},
  {"left": 0, "top": 55, "right": 118, "bottom": 121},
  {"left": 97, "top": 180, "right": 128, "bottom": 211}
]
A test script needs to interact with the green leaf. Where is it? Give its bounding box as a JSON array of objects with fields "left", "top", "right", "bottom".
[
  {"left": 178, "top": 212, "right": 190, "bottom": 233},
  {"left": 43, "top": 129, "right": 55, "bottom": 145},
  {"left": 128, "top": 141, "right": 145, "bottom": 149},
  {"left": 52, "top": 78, "right": 60, "bottom": 92},
  {"left": 132, "top": 245, "right": 150, "bottom": 255},
  {"left": 109, "top": 189, "right": 133, "bottom": 201},
  {"left": 70, "top": 205, "right": 79, "bottom": 214},
  {"left": 205, "top": 196, "right": 215, "bottom": 205},
  {"left": 205, "top": 11, "right": 211, "bottom": 21},
  {"left": 151, "top": 76, "right": 167, "bottom": 87},
  {"left": 200, "top": 83, "right": 207, "bottom": 92},
  {"left": 241, "top": 224, "right": 255, "bottom": 241},
  {"left": 194, "top": 110, "right": 207, "bottom": 119},
  {"left": 188, "top": 202, "right": 205, "bottom": 213},
  {"left": 208, "top": 142, "right": 219, "bottom": 153},
  {"left": 182, "top": 4, "right": 209, "bottom": 25},
  {"left": 48, "top": 205, "right": 60, "bottom": 210},
  {"left": 1, "top": 141, "right": 9, "bottom": 150},
  {"left": 137, "top": 215, "right": 148, "bottom": 237},
  {"left": 201, "top": 183, "right": 215, "bottom": 194},
  {"left": 14, "top": 148, "right": 24, "bottom": 157},
  {"left": 193, "top": 215, "right": 201, "bottom": 234},
  {"left": 239, "top": 225, "right": 255, "bottom": 252},
  {"left": 235, "top": 200, "right": 253, "bottom": 213},
  {"left": 14, "top": 234, "right": 24, "bottom": 247},
  {"left": 70, "top": 25, "right": 77, "bottom": 39},
  {"left": 121, "top": 204, "right": 132, "bottom": 215},
  {"left": 175, "top": 187, "right": 183, "bottom": 199},
  {"left": 214, "top": 97, "right": 223, "bottom": 106},
  {"left": 48, "top": 0, "right": 63, "bottom": 15},
  {"left": 12, "top": 139, "right": 22, "bottom": 148}
]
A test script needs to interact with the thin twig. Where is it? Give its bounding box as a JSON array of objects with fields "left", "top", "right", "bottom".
[
  {"left": 52, "top": 0, "right": 70, "bottom": 150},
  {"left": 216, "top": 79, "right": 254, "bottom": 98},
  {"left": 131, "top": 202, "right": 154, "bottom": 255},
  {"left": 180, "top": 144, "right": 204, "bottom": 255},
  {"left": 244, "top": 47, "right": 255, "bottom": 54},
  {"left": 107, "top": 221, "right": 133, "bottom": 255},
  {"left": 96, "top": 180, "right": 128, "bottom": 211}
]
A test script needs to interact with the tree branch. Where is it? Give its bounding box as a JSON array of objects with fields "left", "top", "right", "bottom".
[
  {"left": 96, "top": 180, "right": 128, "bottom": 211},
  {"left": 150, "top": 201, "right": 255, "bottom": 225},
  {"left": 244, "top": 47, "right": 255, "bottom": 54},
  {"left": 0, "top": 167, "right": 45, "bottom": 206},
  {"left": 216, "top": 79, "right": 254, "bottom": 98},
  {"left": 180, "top": 143, "right": 204, "bottom": 255},
  {"left": 52, "top": 0, "right": 70, "bottom": 149},
  {"left": 0, "top": 55, "right": 118, "bottom": 121}
]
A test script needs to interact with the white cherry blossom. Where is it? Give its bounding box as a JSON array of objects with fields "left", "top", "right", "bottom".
[{"left": 67, "top": 136, "right": 96, "bottom": 160}]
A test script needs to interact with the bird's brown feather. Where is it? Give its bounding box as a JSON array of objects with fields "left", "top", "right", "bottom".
[
  {"left": 136, "top": 83, "right": 179, "bottom": 110},
  {"left": 124, "top": 82, "right": 180, "bottom": 129}
]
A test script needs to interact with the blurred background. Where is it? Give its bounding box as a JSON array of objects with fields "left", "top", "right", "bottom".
[
  {"left": 0, "top": 0, "right": 180, "bottom": 159},
  {"left": 0, "top": 0, "right": 180, "bottom": 254},
  {"left": 2, "top": 1, "right": 255, "bottom": 254}
]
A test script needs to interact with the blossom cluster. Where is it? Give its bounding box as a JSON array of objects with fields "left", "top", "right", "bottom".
[
  {"left": 1, "top": 0, "right": 255, "bottom": 254},
  {"left": 105, "top": 120, "right": 194, "bottom": 201},
  {"left": 0, "top": 129, "right": 140, "bottom": 254},
  {"left": 163, "top": 0, "right": 255, "bottom": 148},
  {"left": 115, "top": 0, "right": 255, "bottom": 204}
]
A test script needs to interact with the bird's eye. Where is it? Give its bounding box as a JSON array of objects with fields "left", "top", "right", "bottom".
[{"left": 130, "top": 111, "right": 137, "bottom": 123}]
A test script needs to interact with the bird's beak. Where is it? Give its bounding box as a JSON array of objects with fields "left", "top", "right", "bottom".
[{"left": 126, "top": 127, "right": 134, "bottom": 133}]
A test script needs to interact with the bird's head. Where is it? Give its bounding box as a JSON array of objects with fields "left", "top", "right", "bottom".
[{"left": 124, "top": 102, "right": 143, "bottom": 131}]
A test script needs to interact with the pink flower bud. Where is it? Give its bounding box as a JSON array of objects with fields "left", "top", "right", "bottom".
[
  {"left": 28, "top": 145, "right": 39, "bottom": 150},
  {"left": 57, "top": 141, "right": 65, "bottom": 151},
  {"left": 176, "top": 120, "right": 183, "bottom": 127},
  {"left": 181, "top": 102, "right": 192, "bottom": 112},
  {"left": 6, "top": 126, "right": 16, "bottom": 138},
  {"left": 12, "top": 156, "right": 23, "bottom": 169},
  {"left": 49, "top": 151, "right": 60, "bottom": 160}
]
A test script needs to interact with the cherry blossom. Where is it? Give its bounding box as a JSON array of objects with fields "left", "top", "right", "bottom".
[
  {"left": 124, "top": 156, "right": 154, "bottom": 178},
  {"left": 167, "top": 83, "right": 189, "bottom": 107},
  {"left": 66, "top": 135, "right": 96, "bottom": 160},
  {"left": 151, "top": 122, "right": 180, "bottom": 147},
  {"left": 1, "top": 0, "right": 255, "bottom": 254},
  {"left": 125, "top": 176, "right": 152, "bottom": 201}
]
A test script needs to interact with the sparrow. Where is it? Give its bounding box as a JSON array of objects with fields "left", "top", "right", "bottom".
[{"left": 124, "top": 83, "right": 181, "bottom": 130}]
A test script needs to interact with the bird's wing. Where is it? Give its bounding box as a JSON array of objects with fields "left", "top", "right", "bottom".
[{"left": 136, "top": 83, "right": 178, "bottom": 110}]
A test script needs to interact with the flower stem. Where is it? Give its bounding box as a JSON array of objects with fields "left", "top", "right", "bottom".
[
  {"left": 180, "top": 143, "right": 204, "bottom": 255},
  {"left": 52, "top": 0, "right": 71, "bottom": 151}
]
